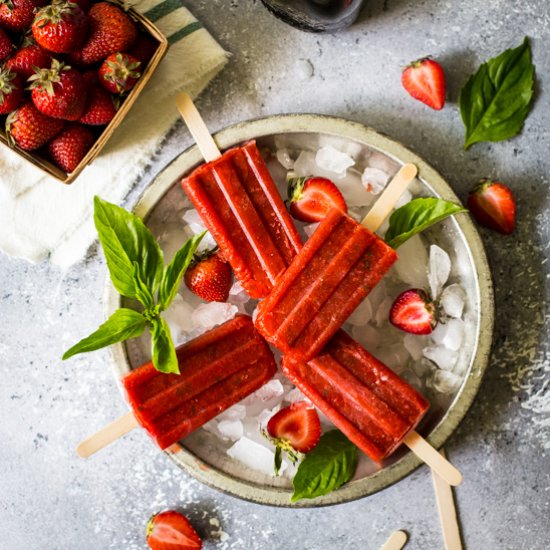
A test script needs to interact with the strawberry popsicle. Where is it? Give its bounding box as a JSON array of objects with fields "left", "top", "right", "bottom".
[
  {"left": 122, "top": 314, "right": 277, "bottom": 449},
  {"left": 181, "top": 140, "right": 302, "bottom": 299},
  {"left": 255, "top": 206, "right": 397, "bottom": 361},
  {"left": 282, "top": 330, "right": 429, "bottom": 463}
]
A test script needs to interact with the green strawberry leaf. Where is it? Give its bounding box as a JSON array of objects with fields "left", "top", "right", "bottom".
[
  {"left": 94, "top": 196, "right": 164, "bottom": 302},
  {"left": 385, "top": 198, "right": 467, "bottom": 249},
  {"left": 158, "top": 232, "right": 205, "bottom": 311},
  {"left": 62, "top": 308, "right": 147, "bottom": 360},
  {"left": 150, "top": 316, "right": 179, "bottom": 374},
  {"left": 459, "top": 37, "right": 535, "bottom": 149},
  {"left": 291, "top": 430, "right": 358, "bottom": 502}
]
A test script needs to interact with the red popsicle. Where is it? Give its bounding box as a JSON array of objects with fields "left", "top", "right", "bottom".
[
  {"left": 122, "top": 314, "right": 277, "bottom": 449},
  {"left": 181, "top": 139, "right": 302, "bottom": 299},
  {"left": 282, "top": 330, "right": 429, "bottom": 462},
  {"left": 255, "top": 206, "right": 397, "bottom": 361}
]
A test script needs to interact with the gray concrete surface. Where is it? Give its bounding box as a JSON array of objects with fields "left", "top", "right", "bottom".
[{"left": 1, "top": 0, "right": 549, "bottom": 548}]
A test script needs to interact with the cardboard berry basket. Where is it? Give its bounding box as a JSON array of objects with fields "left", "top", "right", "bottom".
[{"left": 0, "top": 1, "right": 168, "bottom": 184}]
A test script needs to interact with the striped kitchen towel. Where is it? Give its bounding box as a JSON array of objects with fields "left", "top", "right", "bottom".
[{"left": 0, "top": 1, "right": 229, "bottom": 267}]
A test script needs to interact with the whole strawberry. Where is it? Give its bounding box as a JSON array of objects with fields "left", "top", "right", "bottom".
[
  {"left": 146, "top": 510, "right": 203, "bottom": 550},
  {"left": 47, "top": 122, "right": 94, "bottom": 172},
  {"left": 0, "top": 27, "right": 13, "bottom": 62},
  {"left": 98, "top": 52, "right": 140, "bottom": 94},
  {"left": 402, "top": 57, "right": 446, "bottom": 110},
  {"left": 0, "top": 66, "right": 22, "bottom": 114},
  {"left": 6, "top": 101, "right": 64, "bottom": 150},
  {"left": 32, "top": 0, "right": 87, "bottom": 54},
  {"left": 6, "top": 43, "right": 52, "bottom": 80},
  {"left": 78, "top": 2, "right": 137, "bottom": 65},
  {"left": 28, "top": 59, "right": 87, "bottom": 120},
  {"left": 184, "top": 250, "right": 232, "bottom": 303},
  {"left": 128, "top": 34, "right": 157, "bottom": 66},
  {"left": 79, "top": 70, "right": 117, "bottom": 125},
  {"left": 467, "top": 179, "right": 515, "bottom": 235},
  {"left": 0, "top": 0, "right": 46, "bottom": 33}
]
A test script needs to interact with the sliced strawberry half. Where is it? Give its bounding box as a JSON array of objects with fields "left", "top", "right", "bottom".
[
  {"left": 402, "top": 57, "right": 446, "bottom": 110},
  {"left": 267, "top": 401, "right": 321, "bottom": 454},
  {"left": 146, "top": 510, "right": 202, "bottom": 550},
  {"left": 389, "top": 288, "right": 437, "bottom": 335},
  {"left": 288, "top": 176, "right": 347, "bottom": 223},
  {"left": 467, "top": 179, "right": 515, "bottom": 235}
]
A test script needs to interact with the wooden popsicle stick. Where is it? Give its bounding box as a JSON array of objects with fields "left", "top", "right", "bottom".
[
  {"left": 380, "top": 530, "right": 408, "bottom": 550},
  {"left": 432, "top": 449, "right": 463, "bottom": 549},
  {"left": 176, "top": 91, "right": 222, "bottom": 162},
  {"left": 361, "top": 163, "right": 417, "bottom": 232},
  {"left": 404, "top": 431, "right": 462, "bottom": 486},
  {"left": 76, "top": 411, "right": 139, "bottom": 458}
]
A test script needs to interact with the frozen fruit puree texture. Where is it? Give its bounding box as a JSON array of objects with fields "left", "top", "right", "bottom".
[
  {"left": 282, "top": 330, "right": 429, "bottom": 462},
  {"left": 181, "top": 140, "right": 302, "bottom": 299},
  {"left": 122, "top": 315, "right": 277, "bottom": 449},
  {"left": 256, "top": 207, "right": 397, "bottom": 361}
]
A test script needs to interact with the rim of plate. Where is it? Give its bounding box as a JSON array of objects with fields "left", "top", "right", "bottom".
[{"left": 105, "top": 114, "right": 494, "bottom": 507}]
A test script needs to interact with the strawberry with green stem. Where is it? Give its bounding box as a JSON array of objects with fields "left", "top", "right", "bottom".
[
  {"left": 263, "top": 401, "right": 321, "bottom": 475},
  {"left": 6, "top": 101, "right": 64, "bottom": 150},
  {"left": 0, "top": 66, "right": 23, "bottom": 114},
  {"left": 467, "top": 179, "right": 515, "bottom": 235},
  {"left": 0, "top": 0, "right": 46, "bottom": 33},
  {"left": 402, "top": 57, "right": 446, "bottom": 110},
  {"left": 47, "top": 122, "right": 94, "bottom": 172},
  {"left": 32, "top": 0, "right": 87, "bottom": 54},
  {"left": 28, "top": 58, "right": 87, "bottom": 120},
  {"left": 98, "top": 52, "right": 141, "bottom": 94},
  {"left": 184, "top": 248, "right": 232, "bottom": 303},
  {"left": 287, "top": 175, "right": 347, "bottom": 223}
]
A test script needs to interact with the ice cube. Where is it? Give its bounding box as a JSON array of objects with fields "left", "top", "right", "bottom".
[
  {"left": 367, "top": 280, "right": 386, "bottom": 312},
  {"left": 286, "top": 387, "right": 308, "bottom": 404},
  {"left": 293, "top": 151, "right": 317, "bottom": 177},
  {"left": 375, "top": 344, "right": 410, "bottom": 373},
  {"left": 163, "top": 294, "right": 195, "bottom": 345},
  {"left": 347, "top": 298, "right": 373, "bottom": 326},
  {"left": 227, "top": 437, "right": 285, "bottom": 476},
  {"left": 403, "top": 333, "right": 428, "bottom": 361},
  {"left": 227, "top": 280, "right": 248, "bottom": 305},
  {"left": 202, "top": 419, "right": 218, "bottom": 435},
  {"left": 182, "top": 208, "right": 204, "bottom": 228},
  {"left": 422, "top": 345, "right": 458, "bottom": 371},
  {"left": 392, "top": 234, "right": 429, "bottom": 289},
  {"left": 217, "top": 419, "right": 244, "bottom": 441},
  {"left": 361, "top": 166, "right": 389, "bottom": 195},
  {"left": 411, "top": 357, "right": 435, "bottom": 378},
  {"left": 400, "top": 369, "right": 423, "bottom": 391},
  {"left": 217, "top": 403, "right": 246, "bottom": 422},
  {"left": 254, "top": 379, "right": 285, "bottom": 402},
  {"left": 191, "top": 302, "right": 238, "bottom": 330},
  {"left": 431, "top": 319, "right": 464, "bottom": 351},
  {"left": 440, "top": 284, "right": 466, "bottom": 318},
  {"left": 276, "top": 148, "right": 295, "bottom": 170},
  {"left": 428, "top": 245, "right": 451, "bottom": 298},
  {"left": 366, "top": 153, "right": 399, "bottom": 176},
  {"left": 304, "top": 223, "right": 319, "bottom": 238},
  {"left": 395, "top": 190, "right": 412, "bottom": 210},
  {"left": 374, "top": 296, "right": 393, "bottom": 326},
  {"left": 428, "top": 370, "right": 461, "bottom": 394},
  {"left": 337, "top": 169, "right": 375, "bottom": 207},
  {"left": 351, "top": 324, "right": 381, "bottom": 350},
  {"left": 315, "top": 145, "right": 355, "bottom": 177}
]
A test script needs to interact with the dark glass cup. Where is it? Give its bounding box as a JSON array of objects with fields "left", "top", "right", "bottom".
[{"left": 261, "top": 0, "right": 365, "bottom": 32}]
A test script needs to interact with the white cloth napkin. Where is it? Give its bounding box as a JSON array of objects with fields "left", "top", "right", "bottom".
[{"left": 0, "top": 0, "right": 229, "bottom": 268}]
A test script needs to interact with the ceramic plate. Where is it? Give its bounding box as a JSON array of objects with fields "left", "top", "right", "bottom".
[{"left": 105, "top": 114, "right": 494, "bottom": 507}]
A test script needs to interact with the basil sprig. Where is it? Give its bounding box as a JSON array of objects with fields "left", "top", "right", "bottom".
[
  {"left": 459, "top": 37, "right": 535, "bottom": 149},
  {"left": 291, "top": 430, "right": 358, "bottom": 502},
  {"left": 385, "top": 197, "right": 467, "bottom": 249},
  {"left": 63, "top": 196, "right": 204, "bottom": 374}
]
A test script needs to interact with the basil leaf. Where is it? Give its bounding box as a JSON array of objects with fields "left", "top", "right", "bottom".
[
  {"left": 459, "top": 37, "right": 535, "bottom": 149},
  {"left": 94, "top": 196, "right": 164, "bottom": 300},
  {"left": 132, "top": 262, "right": 155, "bottom": 309},
  {"left": 151, "top": 316, "right": 179, "bottom": 374},
  {"left": 274, "top": 446, "right": 282, "bottom": 477},
  {"left": 62, "top": 308, "right": 147, "bottom": 360},
  {"left": 291, "top": 430, "right": 358, "bottom": 502},
  {"left": 385, "top": 198, "right": 467, "bottom": 249},
  {"left": 158, "top": 232, "right": 205, "bottom": 311}
]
